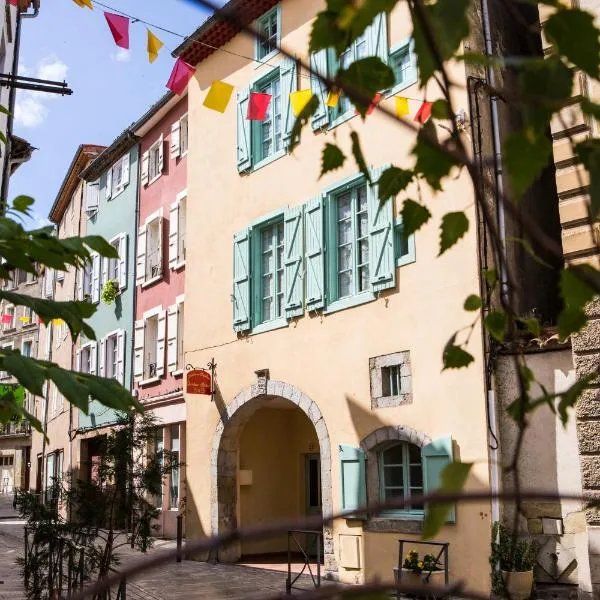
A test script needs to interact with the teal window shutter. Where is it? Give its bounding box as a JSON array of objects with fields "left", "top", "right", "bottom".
[
  {"left": 366, "top": 12, "right": 388, "bottom": 64},
  {"left": 284, "top": 205, "right": 304, "bottom": 318},
  {"left": 233, "top": 228, "right": 251, "bottom": 332},
  {"left": 236, "top": 86, "right": 252, "bottom": 172},
  {"left": 281, "top": 57, "right": 298, "bottom": 148},
  {"left": 368, "top": 167, "right": 396, "bottom": 293},
  {"left": 421, "top": 435, "right": 455, "bottom": 524},
  {"left": 304, "top": 195, "right": 325, "bottom": 311},
  {"left": 340, "top": 444, "right": 366, "bottom": 514},
  {"left": 310, "top": 50, "right": 329, "bottom": 130}
]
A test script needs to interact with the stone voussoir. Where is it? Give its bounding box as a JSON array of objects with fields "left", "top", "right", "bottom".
[
  {"left": 578, "top": 421, "right": 600, "bottom": 454},
  {"left": 576, "top": 387, "right": 600, "bottom": 418}
]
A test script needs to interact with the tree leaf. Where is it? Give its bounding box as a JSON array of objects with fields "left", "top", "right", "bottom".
[
  {"left": 504, "top": 130, "right": 552, "bottom": 194},
  {"left": 439, "top": 212, "right": 469, "bottom": 255},
  {"left": 320, "top": 143, "right": 345, "bottom": 178},
  {"left": 336, "top": 57, "right": 395, "bottom": 117},
  {"left": 422, "top": 462, "right": 473, "bottom": 539},
  {"left": 443, "top": 344, "right": 474, "bottom": 370},
  {"left": 483, "top": 268, "right": 498, "bottom": 288},
  {"left": 401, "top": 199, "right": 431, "bottom": 236},
  {"left": 464, "top": 295, "right": 481, "bottom": 311},
  {"left": 47, "top": 366, "right": 91, "bottom": 413},
  {"left": 519, "top": 317, "right": 541, "bottom": 338},
  {"left": 557, "top": 306, "right": 587, "bottom": 340},
  {"left": 561, "top": 265, "right": 599, "bottom": 310},
  {"left": 12, "top": 195, "right": 34, "bottom": 213},
  {"left": 557, "top": 374, "right": 595, "bottom": 426},
  {"left": 83, "top": 235, "right": 119, "bottom": 258},
  {"left": 288, "top": 95, "right": 319, "bottom": 153},
  {"left": 545, "top": 8, "right": 600, "bottom": 79},
  {"left": 377, "top": 167, "right": 413, "bottom": 202},
  {"left": 413, "top": 121, "right": 457, "bottom": 191},
  {"left": 0, "top": 104, "right": 10, "bottom": 116},
  {"left": 484, "top": 311, "right": 506, "bottom": 342},
  {"left": 431, "top": 99, "right": 451, "bottom": 120},
  {"left": 576, "top": 139, "right": 600, "bottom": 219},
  {"left": 350, "top": 131, "right": 371, "bottom": 183},
  {"left": 1, "top": 353, "right": 46, "bottom": 397},
  {"left": 412, "top": 0, "right": 470, "bottom": 85}
]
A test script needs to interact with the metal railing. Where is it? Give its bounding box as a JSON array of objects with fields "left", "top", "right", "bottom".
[
  {"left": 286, "top": 529, "right": 322, "bottom": 594},
  {"left": 0, "top": 420, "right": 31, "bottom": 436}
]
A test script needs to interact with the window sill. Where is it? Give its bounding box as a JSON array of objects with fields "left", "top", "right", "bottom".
[
  {"left": 24, "top": 280, "right": 38, "bottom": 286},
  {"left": 396, "top": 252, "right": 416, "bottom": 268},
  {"left": 254, "top": 48, "right": 280, "bottom": 68},
  {"left": 139, "top": 376, "right": 161, "bottom": 387},
  {"left": 111, "top": 186, "right": 126, "bottom": 200},
  {"left": 365, "top": 516, "right": 424, "bottom": 534},
  {"left": 171, "top": 260, "right": 185, "bottom": 271},
  {"left": 324, "top": 292, "right": 375, "bottom": 315},
  {"left": 252, "top": 148, "right": 287, "bottom": 173},
  {"left": 171, "top": 369, "right": 184, "bottom": 377},
  {"left": 146, "top": 173, "right": 162, "bottom": 187},
  {"left": 2, "top": 327, "right": 16, "bottom": 334},
  {"left": 328, "top": 109, "right": 357, "bottom": 131},
  {"left": 250, "top": 317, "right": 288, "bottom": 336},
  {"left": 141, "top": 274, "right": 163, "bottom": 289},
  {"left": 22, "top": 323, "right": 37, "bottom": 329},
  {"left": 179, "top": 150, "right": 188, "bottom": 159},
  {"left": 385, "top": 75, "right": 419, "bottom": 100}
]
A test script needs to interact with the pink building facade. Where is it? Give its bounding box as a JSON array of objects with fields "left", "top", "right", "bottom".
[{"left": 133, "top": 93, "right": 188, "bottom": 537}]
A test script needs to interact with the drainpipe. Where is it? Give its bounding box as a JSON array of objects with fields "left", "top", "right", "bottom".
[
  {"left": 481, "top": 0, "right": 508, "bottom": 303},
  {"left": 40, "top": 320, "right": 53, "bottom": 501}
]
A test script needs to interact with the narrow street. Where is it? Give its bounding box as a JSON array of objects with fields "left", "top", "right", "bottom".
[{"left": 0, "top": 494, "right": 26, "bottom": 600}]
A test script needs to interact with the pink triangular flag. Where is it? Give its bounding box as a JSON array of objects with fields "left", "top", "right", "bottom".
[
  {"left": 414, "top": 101, "right": 433, "bottom": 124},
  {"left": 247, "top": 92, "right": 271, "bottom": 120},
  {"left": 166, "top": 58, "right": 196, "bottom": 96},
  {"left": 104, "top": 12, "right": 129, "bottom": 49}
]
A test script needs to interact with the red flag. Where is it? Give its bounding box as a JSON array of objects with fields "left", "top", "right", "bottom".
[
  {"left": 355, "top": 92, "right": 382, "bottom": 117},
  {"left": 247, "top": 92, "right": 271, "bottom": 120},
  {"left": 414, "top": 101, "right": 433, "bottom": 124},
  {"left": 7, "top": 0, "right": 18, "bottom": 6},
  {"left": 1, "top": 315, "right": 12, "bottom": 324},
  {"left": 104, "top": 12, "right": 129, "bottom": 49},
  {"left": 166, "top": 58, "right": 196, "bottom": 96}
]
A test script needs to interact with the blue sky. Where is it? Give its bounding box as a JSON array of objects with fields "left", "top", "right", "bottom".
[{"left": 10, "top": 0, "right": 219, "bottom": 226}]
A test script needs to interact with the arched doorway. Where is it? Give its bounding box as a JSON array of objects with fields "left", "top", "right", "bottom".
[{"left": 211, "top": 379, "right": 335, "bottom": 575}]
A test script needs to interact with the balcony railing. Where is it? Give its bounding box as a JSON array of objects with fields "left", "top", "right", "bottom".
[{"left": 0, "top": 421, "right": 31, "bottom": 436}]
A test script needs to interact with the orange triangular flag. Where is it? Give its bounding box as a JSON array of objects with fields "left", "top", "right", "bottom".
[
  {"left": 73, "top": 0, "right": 93, "bottom": 8},
  {"left": 327, "top": 89, "right": 340, "bottom": 108},
  {"left": 414, "top": 101, "right": 432, "bottom": 124}
]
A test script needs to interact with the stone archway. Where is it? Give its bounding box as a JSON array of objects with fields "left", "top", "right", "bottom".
[{"left": 211, "top": 377, "right": 336, "bottom": 575}]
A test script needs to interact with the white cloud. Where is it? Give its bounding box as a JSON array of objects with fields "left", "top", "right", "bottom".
[
  {"left": 111, "top": 48, "right": 131, "bottom": 62},
  {"left": 27, "top": 212, "right": 52, "bottom": 230},
  {"left": 14, "top": 55, "right": 69, "bottom": 128}
]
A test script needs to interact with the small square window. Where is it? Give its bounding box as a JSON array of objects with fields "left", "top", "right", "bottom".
[
  {"left": 382, "top": 365, "right": 401, "bottom": 397},
  {"left": 369, "top": 351, "right": 412, "bottom": 409},
  {"left": 256, "top": 7, "right": 279, "bottom": 61}
]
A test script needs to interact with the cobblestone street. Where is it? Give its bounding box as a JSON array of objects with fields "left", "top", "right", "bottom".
[{"left": 0, "top": 495, "right": 320, "bottom": 600}]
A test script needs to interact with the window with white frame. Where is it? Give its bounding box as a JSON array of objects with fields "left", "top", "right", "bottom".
[
  {"left": 15, "top": 269, "right": 27, "bottom": 286},
  {"left": 169, "top": 424, "right": 180, "bottom": 509},
  {"left": 135, "top": 307, "right": 166, "bottom": 383},
  {"left": 77, "top": 342, "right": 97, "bottom": 375},
  {"left": 85, "top": 179, "right": 100, "bottom": 215},
  {"left": 21, "top": 306, "right": 34, "bottom": 326},
  {"left": 153, "top": 428, "right": 164, "bottom": 509},
  {"left": 102, "top": 234, "right": 127, "bottom": 291},
  {"left": 82, "top": 261, "right": 93, "bottom": 300},
  {"left": 0, "top": 343, "right": 12, "bottom": 379},
  {"left": 169, "top": 194, "right": 186, "bottom": 269},
  {"left": 100, "top": 330, "right": 125, "bottom": 384},
  {"left": 21, "top": 339, "right": 33, "bottom": 358},
  {"left": 43, "top": 268, "right": 54, "bottom": 298},
  {"left": 179, "top": 115, "right": 188, "bottom": 156},
  {"left": 167, "top": 298, "right": 184, "bottom": 373},
  {"left": 109, "top": 155, "right": 129, "bottom": 198},
  {"left": 137, "top": 211, "right": 163, "bottom": 286},
  {"left": 142, "top": 138, "right": 164, "bottom": 186}
]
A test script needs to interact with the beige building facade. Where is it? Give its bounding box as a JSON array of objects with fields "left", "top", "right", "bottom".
[{"left": 176, "top": 0, "right": 502, "bottom": 591}]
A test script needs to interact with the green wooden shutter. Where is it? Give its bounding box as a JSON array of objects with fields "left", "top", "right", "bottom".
[
  {"left": 310, "top": 50, "right": 329, "bottom": 130},
  {"left": 281, "top": 57, "right": 298, "bottom": 148},
  {"left": 340, "top": 444, "right": 366, "bottom": 514},
  {"left": 368, "top": 167, "right": 396, "bottom": 293},
  {"left": 233, "top": 229, "right": 251, "bottom": 332},
  {"left": 284, "top": 205, "right": 304, "bottom": 318},
  {"left": 367, "top": 13, "right": 388, "bottom": 64},
  {"left": 304, "top": 195, "right": 325, "bottom": 311},
  {"left": 237, "top": 86, "right": 252, "bottom": 172},
  {"left": 422, "top": 435, "right": 455, "bottom": 524}
]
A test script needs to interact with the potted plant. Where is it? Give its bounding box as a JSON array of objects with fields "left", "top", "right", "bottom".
[
  {"left": 491, "top": 521, "right": 537, "bottom": 600},
  {"left": 101, "top": 279, "right": 119, "bottom": 305},
  {"left": 395, "top": 549, "right": 446, "bottom": 589}
]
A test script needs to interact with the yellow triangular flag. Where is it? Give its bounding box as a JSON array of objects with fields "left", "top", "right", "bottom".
[
  {"left": 203, "top": 80, "right": 234, "bottom": 113},
  {"left": 52, "top": 319, "right": 63, "bottom": 326},
  {"left": 327, "top": 89, "right": 340, "bottom": 108},
  {"left": 18, "top": 316, "right": 30, "bottom": 323},
  {"left": 73, "top": 0, "right": 93, "bottom": 9},
  {"left": 147, "top": 29, "right": 164, "bottom": 64},
  {"left": 290, "top": 89, "right": 312, "bottom": 117},
  {"left": 396, "top": 96, "right": 409, "bottom": 117}
]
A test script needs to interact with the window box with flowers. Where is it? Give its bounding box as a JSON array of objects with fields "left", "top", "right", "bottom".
[{"left": 395, "top": 549, "right": 446, "bottom": 590}]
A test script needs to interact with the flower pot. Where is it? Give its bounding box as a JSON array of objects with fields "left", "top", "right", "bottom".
[
  {"left": 395, "top": 568, "right": 447, "bottom": 589},
  {"left": 501, "top": 570, "right": 533, "bottom": 600}
]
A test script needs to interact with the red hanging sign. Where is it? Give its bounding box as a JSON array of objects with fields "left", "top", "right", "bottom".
[{"left": 187, "top": 369, "right": 212, "bottom": 395}]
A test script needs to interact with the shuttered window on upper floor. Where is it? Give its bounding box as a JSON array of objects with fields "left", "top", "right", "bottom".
[{"left": 231, "top": 168, "right": 415, "bottom": 333}]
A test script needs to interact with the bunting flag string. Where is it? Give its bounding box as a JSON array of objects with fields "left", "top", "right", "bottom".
[
  {"left": 104, "top": 12, "right": 129, "bottom": 49},
  {"left": 414, "top": 101, "right": 433, "bottom": 124},
  {"left": 147, "top": 29, "right": 164, "bottom": 64},
  {"left": 166, "top": 58, "right": 196, "bottom": 96}
]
